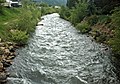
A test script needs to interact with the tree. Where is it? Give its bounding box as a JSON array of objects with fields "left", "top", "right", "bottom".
[
  {"left": 93, "top": 0, "right": 120, "bottom": 14},
  {"left": 67, "top": 0, "right": 79, "bottom": 8}
]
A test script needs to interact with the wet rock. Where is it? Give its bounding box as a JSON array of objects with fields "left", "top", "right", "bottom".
[
  {"left": 38, "top": 22, "right": 44, "bottom": 26},
  {"left": 9, "top": 46, "right": 13, "bottom": 50},
  {"left": 0, "top": 49, "right": 4, "bottom": 55},
  {"left": 69, "top": 76, "right": 88, "bottom": 84},
  {"left": 10, "top": 52, "right": 16, "bottom": 56},
  {"left": 0, "top": 72, "right": 7, "bottom": 83},
  {"left": 0, "top": 56, "right": 2, "bottom": 61},
  {"left": 8, "top": 72, "right": 17, "bottom": 78},
  {"left": 5, "top": 60, "right": 13, "bottom": 64},
  {"left": 0, "top": 38, "right": 2, "bottom": 42},
  {"left": 0, "top": 63, "right": 4, "bottom": 72},
  {"left": 2, "top": 55, "right": 7, "bottom": 60},
  {"left": 4, "top": 49, "right": 10, "bottom": 55},
  {"left": 7, "top": 56, "right": 15, "bottom": 60},
  {"left": 2, "top": 60, "right": 12, "bottom": 67},
  {"left": 0, "top": 47, "right": 5, "bottom": 51},
  {"left": 6, "top": 42, "right": 13, "bottom": 46},
  {"left": 9, "top": 46, "right": 15, "bottom": 52},
  {"left": 0, "top": 43, "right": 5, "bottom": 47}
]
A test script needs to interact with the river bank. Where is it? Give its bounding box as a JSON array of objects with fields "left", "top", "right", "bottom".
[
  {"left": 0, "top": 3, "right": 61, "bottom": 83},
  {"left": 59, "top": 3, "right": 120, "bottom": 81},
  {"left": 7, "top": 13, "right": 119, "bottom": 84},
  {"left": 0, "top": 4, "right": 41, "bottom": 83},
  {"left": 0, "top": 41, "right": 17, "bottom": 83}
]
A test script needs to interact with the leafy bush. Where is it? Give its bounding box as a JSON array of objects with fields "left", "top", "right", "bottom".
[
  {"left": 59, "top": 6, "right": 71, "bottom": 20},
  {"left": 41, "top": 7, "right": 58, "bottom": 16},
  {"left": 39, "top": 3, "right": 49, "bottom": 7},
  {"left": 97, "top": 15, "right": 111, "bottom": 24},
  {"left": 0, "top": 0, "right": 5, "bottom": 14},
  {"left": 9, "top": 30, "right": 29, "bottom": 45},
  {"left": 69, "top": 2, "right": 88, "bottom": 25},
  {"left": 87, "top": 15, "right": 98, "bottom": 26},
  {"left": 0, "top": 2, "right": 41, "bottom": 45},
  {"left": 9, "top": 5, "right": 41, "bottom": 33},
  {"left": 76, "top": 22, "right": 90, "bottom": 33},
  {"left": 108, "top": 30, "right": 120, "bottom": 55},
  {"left": 111, "top": 7, "right": 120, "bottom": 28},
  {"left": 108, "top": 7, "right": 120, "bottom": 56}
]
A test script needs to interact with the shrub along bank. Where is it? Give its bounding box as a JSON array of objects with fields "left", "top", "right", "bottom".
[
  {"left": 0, "top": 6, "right": 41, "bottom": 45},
  {"left": 0, "top": 2, "right": 59, "bottom": 83},
  {"left": 0, "top": 3, "right": 42, "bottom": 83},
  {"left": 59, "top": 1, "right": 120, "bottom": 80}
]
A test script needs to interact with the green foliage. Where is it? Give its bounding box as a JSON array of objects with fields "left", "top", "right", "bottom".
[
  {"left": 9, "top": 30, "right": 29, "bottom": 45},
  {"left": 111, "top": 7, "right": 120, "bottom": 28},
  {"left": 96, "top": 34, "right": 107, "bottom": 42},
  {"left": 39, "top": 3, "right": 49, "bottom": 7},
  {"left": 41, "top": 7, "right": 58, "bottom": 16},
  {"left": 67, "top": 0, "right": 79, "bottom": 8},
  {"left": 13, "top": 10, "right": 36, "bottom": 33},
  {"left": 0, "top": 0, "right": 5, "bottom": 3},
  {"left": 9, "top": 5, "right": 41, "bottom": 33},
  {"left": 87, "top": 15, "right": 98, "bottom": 26},
  {"left": 108, "top": 7, "right": 120, "bottom": 56},
  {"left": 69, "top": 2, "right": 88, "bottom": 25},
  {"left": 108, "top": 30, "right": 120, "bottom": 55},
  {"left": 60, "top": 1, "right": 89, "bottom": 26},
  {"left": 87, "top": 15, "right": 111, "bottom": 26},
  {"left": 0, "top": 2, "right": 41, "bottom": 44},
  {"left": 76, "top": 22, "right": 90, "bottom": 33},
  {"left": 87, "top": 1, "right": 97, "bottom": 15},
  {"left": 0, "top": 0, "right": 5, "bottom": 14},
  {"left": 0, "top": 8, "right": 21, "bottom": 41},
  {"left": 97, "top": 15, "right": 111, "bottom": 24},
  {"left": 59, "top": 6, "right": 71, "bottom": 20}
]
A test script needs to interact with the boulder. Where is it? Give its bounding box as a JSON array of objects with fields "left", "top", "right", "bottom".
[
  {"left": 0, "top": 63, "right": 3, "bottom": 72},
  {"left": 0, "top": 47, "right": 5, "bottom": 51},
  {"left": 4, "top": 49, "right": 10, "bottom": 55},
  {"left": 0, "top": 43, "right": 5, "bottom": 47},
  {"left": 0, "top": 49, "right": 4, "bottom": 55},
  {"left": 69, "top": 76, "right": 88, "bottom": 84},
  {"left": 6, "top": 42, "right": 13, "bottom": 46},
  {"left": 7, "top": 56, "right": 15, "bottom": 60},
  {"left": 9, "top": 46, "right": 15, "bottom": 52},
  {"left": 5, "top": 60, "right": 13, "bottom": 64},
  {"left": 0, "top": 72, "right": 7, "bottom": 83},
  {"left": 10, "top": 52, "right": 16, "bottom": 56},
  {"left": 0, "top": 38, "right": 2, "bottom": 42},
  {"left": 2, "top": 60, "right": 12, "bottom": 67},
  {"left": 2, "top": 55, "right": 7, "bottom": 60}
]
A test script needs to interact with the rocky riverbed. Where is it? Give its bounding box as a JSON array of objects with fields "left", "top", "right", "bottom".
[{"left": 0, "top": 39, "right": 17, "bottom": 83}]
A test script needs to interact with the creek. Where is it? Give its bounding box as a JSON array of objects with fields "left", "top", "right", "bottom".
[{"left": 7, "top": 13, "right": 119, "bottom": 84}]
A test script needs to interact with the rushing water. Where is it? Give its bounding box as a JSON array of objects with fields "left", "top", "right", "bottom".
[{"left": 7, "top": 13, "right": 119, "bottom": 84}]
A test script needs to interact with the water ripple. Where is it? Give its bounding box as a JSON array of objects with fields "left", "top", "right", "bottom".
[{"left": 8, "top": 13, "right": 119, "bottom": 84}]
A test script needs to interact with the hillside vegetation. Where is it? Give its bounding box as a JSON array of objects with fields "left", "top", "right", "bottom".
[
  {"left": 59, "top": 0, "right": 120, "bottom": 80},
  {"left": 0, "top": 1, "right": 59, "bottom": 45}
]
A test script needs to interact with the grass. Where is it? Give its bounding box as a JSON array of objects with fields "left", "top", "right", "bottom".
[
  {"left": 0, "top": 7, "right": 21, "bottom": 40},
  {"left": 0, "top": 6, "right": 41, "bottom": 44},
  {"left": 0, "top": 5, "right": 58, "bottom": 44}
]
